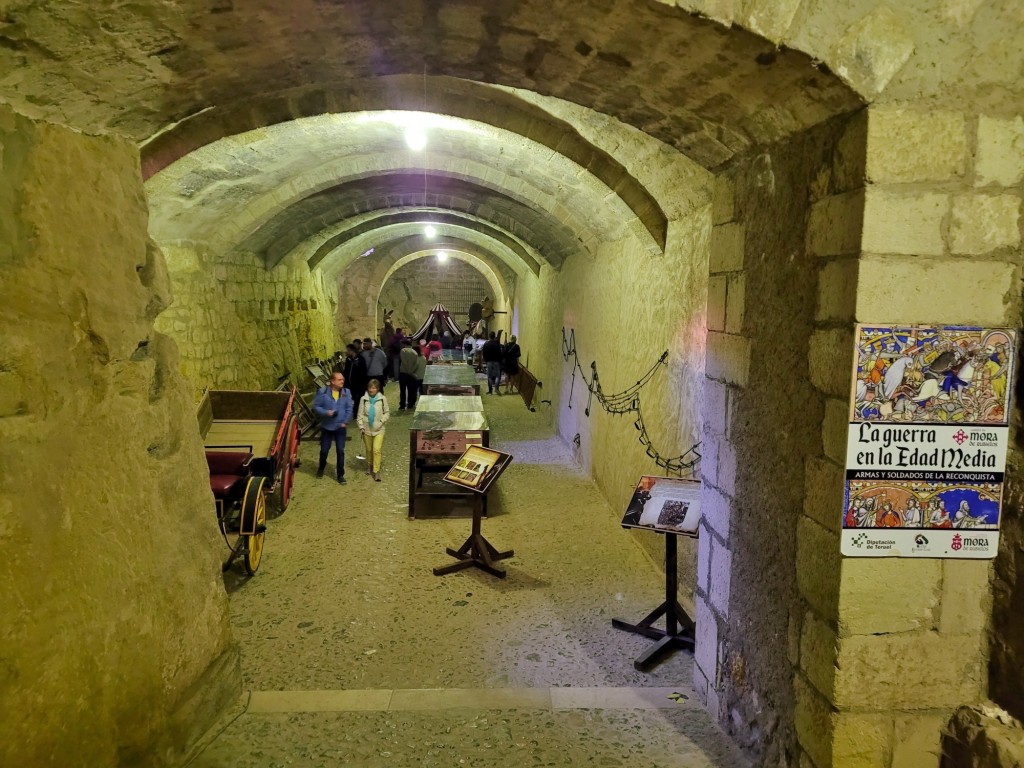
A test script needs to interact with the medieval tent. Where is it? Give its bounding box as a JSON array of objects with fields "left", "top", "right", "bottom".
[{"left": 409, "top": 303, "right": 464, "bottom": 342}]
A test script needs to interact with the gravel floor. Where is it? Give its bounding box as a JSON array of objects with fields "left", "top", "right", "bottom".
[{"left": 192, "top": 387, "right": 749, "bottom": 767}]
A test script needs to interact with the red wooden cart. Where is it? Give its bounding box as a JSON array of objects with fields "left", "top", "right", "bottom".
[{"left": 197, "top": 387, "right": 301, "bottom": 574}]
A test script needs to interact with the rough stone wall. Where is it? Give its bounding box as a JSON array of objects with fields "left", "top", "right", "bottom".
[
  {"left": 376, "top": 258, "right": 493, "bottom": 336},
  {"left": 943, "top": 705, "right": 1024, "bottom": 768},
  {"left": 691, "top": 115, "right": 860, "bottom": 767},
  {"left": 0, "top": 106, "right": 237, "bottom": 766},
  {"left": 152, "top": 246, "right": 339, "bottom": 394},
  {"left": 983, "top": 114, "right": 1024, "bottom": 722}
]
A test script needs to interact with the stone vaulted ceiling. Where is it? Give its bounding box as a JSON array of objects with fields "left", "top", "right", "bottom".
[
  {"left": 1, "top": 0, "right": 870, "bottom": 280},
  {"left": 4, "top": 0, "right": 1022, "bottom": 283}
]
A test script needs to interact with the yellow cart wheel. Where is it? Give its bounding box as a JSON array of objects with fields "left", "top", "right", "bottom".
[{"left": 241, "top": 476, "right": 267, "bottom": 576}]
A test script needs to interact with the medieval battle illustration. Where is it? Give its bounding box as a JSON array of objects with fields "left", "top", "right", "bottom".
[
  {"left": 843, "top": 479, "right": 1001, "bottom": 530},
  {"left": 850, "top": 325, "right": 1015, "bottom": 426}
]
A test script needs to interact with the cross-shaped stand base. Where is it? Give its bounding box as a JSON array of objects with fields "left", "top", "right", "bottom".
[
  {"left": 433, "top": 496, "right": 513, "bottom": 579},
  {"left": 612, "top": 533, "right": 695, "bottom": 671}
]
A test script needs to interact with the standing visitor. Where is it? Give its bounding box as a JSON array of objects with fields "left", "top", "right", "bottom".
[
  {"left": 361, "top": 337, "right": 388, "bottom": 390},
  {"left": 502, "top": 335, "right": 521, "bottom": 394},
  {"left": 357, "top": 379, "right": 390, "bottom": 482},
  {"left": 427, "top": 334, "right": 443, "bottom": 360},
  {"left": 413, "top": 345, "right": 427, "bottom": 400},
  {"left": 313, "top": 371, "right": 353, "bottom": 484},
  {"left": 462, "top": 332, "right": 474, "bottom": 364},
  {"left": 482, "top": 332, "right": 503, "bottom": 394},
  {"left": 387, "top": 327, "right": 405, "bottom": 382},
  {"left": 398, "top": 339, "right": 419, "bottom": 410},
  {"left": 343, "top": 343, "right": 368, "bottom": 408}
]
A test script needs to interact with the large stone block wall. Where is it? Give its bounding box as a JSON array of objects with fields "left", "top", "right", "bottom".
[
  {"left": 0, "top": 106, "right": 237, "bottom": 766},
  {"left": 693, "top": 114, "right": 861, "bottom": 766},
  {"left": 153, "top": 246, "right": 340, "bottom": 395},
  {"left": 376, "top": 257, "right": 495, "bottom": 337},
  {"left": 794, "top": 106, "right": 1022, "bottom": 768}
]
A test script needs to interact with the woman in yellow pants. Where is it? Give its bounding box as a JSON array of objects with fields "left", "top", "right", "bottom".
[{"left": 356, "top": 378, "right": 390, "bottom": 481}]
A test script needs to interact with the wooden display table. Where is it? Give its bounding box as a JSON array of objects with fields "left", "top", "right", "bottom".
[
  {"left": 422, "top": 365, "right": 481, "bottom": 395},
  {"left": 407, "top": 410, "right": 489, "bottom": 518}
]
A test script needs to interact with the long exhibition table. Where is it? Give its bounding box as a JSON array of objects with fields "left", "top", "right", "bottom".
[{"left": 421, "top": 364, "right": 481, "bottom": 395}]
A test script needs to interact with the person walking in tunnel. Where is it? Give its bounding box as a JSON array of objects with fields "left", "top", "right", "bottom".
[
  {"left": 361, "top": 337, "right": 388, "bottom": 390},
  {"left": 501, "top": 334, "right": 521, "bottom": 394},
  {"left": 387, "top": 326, "right": 405, "bottom": 382},
  {"left": 313, "top": 371, "right": 353, "bottom": 484},
  {"left": 343, "top": 343, "right": 368, "bottom": 410},
  {"left": 357, "top": 378, "right": 390, "bottom": 482},
  {"left": 413, "top": 344, "right": 427, "bottom": 399},
  {"left": 482, "top": 332, "right": 503, "bottom": 394},
  {"left": 398, "top": 338, "right": 419, "bottom": 410}
]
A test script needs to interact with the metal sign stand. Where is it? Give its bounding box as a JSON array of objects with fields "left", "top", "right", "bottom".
[{"left": 612, "top": 532, "right": 695, "bottom": 671}]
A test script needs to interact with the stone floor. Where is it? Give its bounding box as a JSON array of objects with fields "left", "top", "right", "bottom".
[{"left": 188, "top": 386, "right": 749, "bottom": 767}]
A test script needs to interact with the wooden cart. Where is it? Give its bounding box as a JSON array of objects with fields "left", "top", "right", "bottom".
[{"left": 197, "top": 388, "right": 301, "bottom": 575}]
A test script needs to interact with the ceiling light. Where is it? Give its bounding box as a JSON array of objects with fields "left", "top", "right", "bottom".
[
  {"left": 424, "top": 225, "right": 437, "bottom": 238},
  {"left": 405, "top": 126, "right": 427, "bottom": 151},
  {"left": 437, "top": 251, "right": 448, "bottom": 262}
]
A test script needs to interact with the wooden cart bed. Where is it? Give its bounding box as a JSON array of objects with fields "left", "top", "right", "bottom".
[{"left": 202, "top": 419, "right": 280, "bottom": 457}]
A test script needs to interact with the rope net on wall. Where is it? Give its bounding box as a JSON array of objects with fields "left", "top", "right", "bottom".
[{"left": 561, "top": 327, "right": 701, "bottom": 478}]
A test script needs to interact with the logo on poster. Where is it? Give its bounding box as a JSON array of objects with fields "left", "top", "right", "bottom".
[
  {"left": 952, "top": 430, "right": 968, "bottom": 445},
  {"left": 951, "top": 533, "right": 989, "bottom": 553},
  {"left": 914, "top": 534, "right": 930, "bottom": 552}
]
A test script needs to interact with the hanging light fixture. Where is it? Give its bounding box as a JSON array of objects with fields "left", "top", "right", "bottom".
[
  {"left": 437, "top": 251, "right": 448, "bottom": 262},
  {"left": 424, "top": 225, "right": 437, "bottom": 239}
]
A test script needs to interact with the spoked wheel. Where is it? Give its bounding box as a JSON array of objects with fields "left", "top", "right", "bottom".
[
  {"left": 272, "top": 416, "right": 300, "bottom": 515},
  {"left": 241, "top": 476, "right": 267, "bottom": 576}
]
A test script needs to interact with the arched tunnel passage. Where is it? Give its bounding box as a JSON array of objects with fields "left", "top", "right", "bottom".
[{"left": 7, "top": 1, "right": 1022, "bottom": 767}]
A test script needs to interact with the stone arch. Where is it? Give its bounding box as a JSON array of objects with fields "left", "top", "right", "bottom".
[
  {"left": 306, "top": 210, "right": 542, "bottom": 276},
  {"left": 145, "top": 111, "right": 654, "bottom": 261},
  {"left": 335, "top": 233, "right": 513, "bottom": 341},
  {"left": 142, "top": 75, "right": 670, "bottom": 251},
  {"left": 375, "top": 251, "right": 509, "bottom": 335}
]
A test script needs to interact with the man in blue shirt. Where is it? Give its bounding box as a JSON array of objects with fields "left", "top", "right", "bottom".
[{"left": 313, "top": 370, "right": 354, "bottom": 484}]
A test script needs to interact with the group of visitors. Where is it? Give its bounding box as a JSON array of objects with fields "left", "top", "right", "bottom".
[
  {"left": 480, "top": 333, "right": 521, "bottom": 395},
  {"left": 313, "top": 325, "right": 522, "bottom": 484},
  {"left": 315, "top": 333, "right": 435, "bottom": 484}
]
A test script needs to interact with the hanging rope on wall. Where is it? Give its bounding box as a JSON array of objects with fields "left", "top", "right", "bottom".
[{"left": 561, "top": 328, "right": 701, "bottom": 477}]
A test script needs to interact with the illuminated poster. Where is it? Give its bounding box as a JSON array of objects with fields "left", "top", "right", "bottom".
[{"left": 842, "top": 325, "right": 1015, "bottom": 558}]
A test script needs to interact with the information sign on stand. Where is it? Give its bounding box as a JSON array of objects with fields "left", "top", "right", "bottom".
[
  {"left": 613, "top": 476, "right": 701, "bottom": 671},
  {"left": 433, "top": 447, "right": 515, "bottom": 579},
  {"left": 842, "top": 325, "right": 1016, "bottom": 559}
]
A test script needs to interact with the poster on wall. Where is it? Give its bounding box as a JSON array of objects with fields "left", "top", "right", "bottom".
[
  {"left": 842, "top": 325, "right": 1016, "bottom": 558},
  {"left": 621, "top": 476, "right": 702, "bottom": 537}
]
